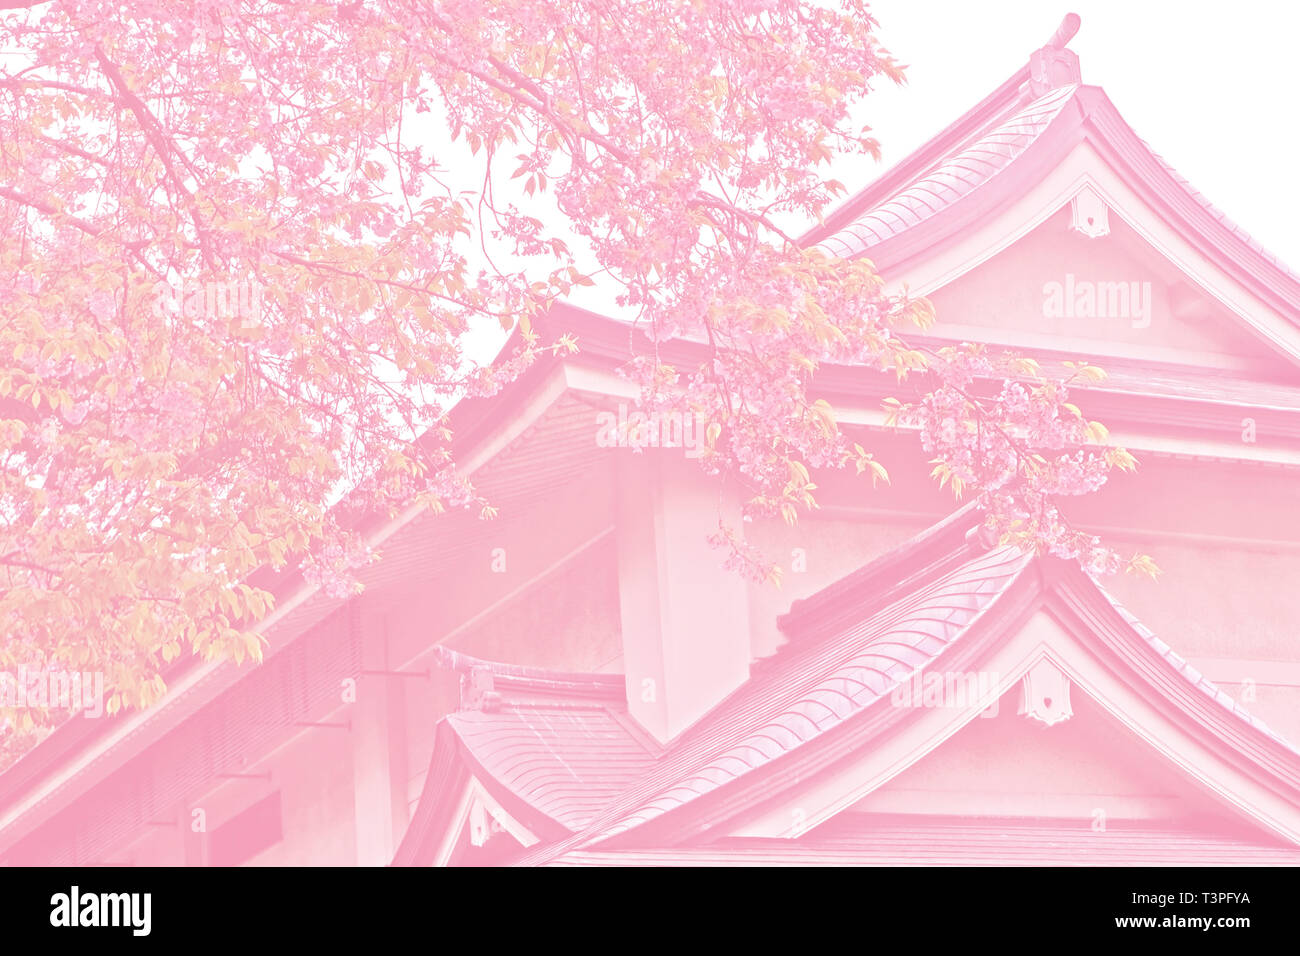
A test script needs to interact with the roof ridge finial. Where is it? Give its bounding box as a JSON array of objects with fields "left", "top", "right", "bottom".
[
  {"left": 1046, "top": 13, "right": 1082, "bottom": 50},
  {"left": 1029, "top": 13, "right": 1082, "bottom": 96}
]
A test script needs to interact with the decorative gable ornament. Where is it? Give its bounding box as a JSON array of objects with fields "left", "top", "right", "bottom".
[
  {"left": 1018, "top": 657, "right": 1074, "bottom": 726},
  {"left": 1069, "top": 184, "right": 1111, "bottom": 239}
]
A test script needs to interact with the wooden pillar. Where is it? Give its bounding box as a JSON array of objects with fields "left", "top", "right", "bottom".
[
  {"left": 616, "top": 452, "right": 752, "bottom": 743},
  {"left": 351, "top": 603, "right": 407, "bottom": 865}
]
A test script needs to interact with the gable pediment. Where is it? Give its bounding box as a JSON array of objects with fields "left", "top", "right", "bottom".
[
  {"left": 922, "top": 205, "right": 1293, "bottom": 373},
  {"left": 730, "top": 594, "right": 1300, "bottom": 851},
  {"left": 855, "top": 680, "right": 1250, "bottom": 829}
]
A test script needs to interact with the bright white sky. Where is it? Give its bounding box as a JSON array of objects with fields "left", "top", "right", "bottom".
[{"left": 857, "top": 0, "right": 1300, "bottom": 267}]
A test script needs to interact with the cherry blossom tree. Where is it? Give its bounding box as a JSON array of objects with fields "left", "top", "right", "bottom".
[{"left": 0, "top": 0, "right": 1149, "bottom": 739}]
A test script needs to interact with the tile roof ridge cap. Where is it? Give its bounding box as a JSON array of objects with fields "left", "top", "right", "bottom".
[
  {"left": 799, "top": 65, "right": 1033, "bottom": 246},
  {"left": 777, "top": 501, "right": 987, "bottom": 635}
]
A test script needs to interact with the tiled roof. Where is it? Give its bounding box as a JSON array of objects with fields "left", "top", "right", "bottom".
[
  {"left": 817, "top": 84, "right": 1078, "bottom": 259},
  {"left": 585, "top": 544, "right": 1030, "bottom": 842},
  {"left": 449, "top": 704, "right": 656, "bottom": 831}
]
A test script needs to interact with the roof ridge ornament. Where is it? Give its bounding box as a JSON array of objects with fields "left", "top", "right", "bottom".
[
  {"left": 463, "top": 664, "right": 501, "bottom": 712},
  {"left": 965, "top": 519, "right": 1000, "bottom": 553},
  {"left": 1029, "top": 13, "right": 1082, "bottom": 97}
]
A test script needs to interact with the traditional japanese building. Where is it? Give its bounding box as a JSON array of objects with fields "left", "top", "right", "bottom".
[{"left": 4, "top": 15, "right": 1300, "bottom": 866}]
